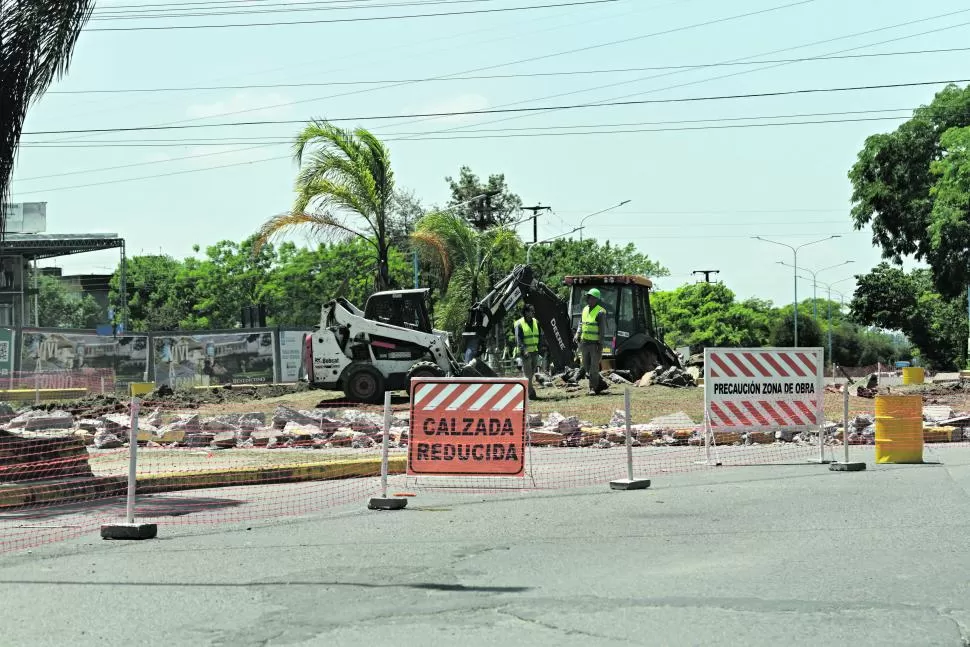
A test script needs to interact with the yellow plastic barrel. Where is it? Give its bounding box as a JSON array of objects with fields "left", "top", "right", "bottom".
[
  {"left": 901, "top": 367, "right": 925, "bottom": 385},
  {"left": 874, "top": 395, "right": 924, "bottom": 464}
]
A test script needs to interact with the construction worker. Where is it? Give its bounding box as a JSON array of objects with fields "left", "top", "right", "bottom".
[
  {"left": 575, "top": 288, "right": 607, "bottom": 395},
  {"left": 514, "top": 304, "right": 541, "bottom": 399}
]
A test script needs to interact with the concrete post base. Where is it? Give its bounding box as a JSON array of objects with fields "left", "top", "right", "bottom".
[
  {"left": 609, "top": 478, "right": 651, "bottom": 491},
  {"left": 100, "top": 523, "right": 158, "bottom": 540}
]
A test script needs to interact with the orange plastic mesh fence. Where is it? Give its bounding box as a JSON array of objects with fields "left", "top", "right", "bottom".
[{"left": 3, "top": 384, "right": 970, "bottom": 553}]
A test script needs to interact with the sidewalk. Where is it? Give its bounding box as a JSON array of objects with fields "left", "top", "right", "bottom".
[{"left": 1, "top": 446, "right": 969, "bottom": 646}]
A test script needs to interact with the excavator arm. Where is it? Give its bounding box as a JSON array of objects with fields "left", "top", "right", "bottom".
[{"left": 461, "top": 264, "right": 577, "bottom": 372}]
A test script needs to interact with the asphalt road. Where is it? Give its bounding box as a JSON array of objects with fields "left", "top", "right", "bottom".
[{"left": 2, "top": 445, "right": 970, "bottom": 646}]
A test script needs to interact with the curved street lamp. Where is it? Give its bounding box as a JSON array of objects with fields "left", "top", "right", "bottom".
[{"left": 752, "top": 235, "right": 840, "bottom": 347}]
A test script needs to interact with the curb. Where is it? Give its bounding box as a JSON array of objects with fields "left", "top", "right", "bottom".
[
  {"left": 136, "top": 455, "right": 407, "bottom": 493},
  {"left": 0, "top": 456, "right": 407, "bottom": 510}
]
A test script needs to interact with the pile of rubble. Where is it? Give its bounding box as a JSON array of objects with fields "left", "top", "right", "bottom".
[
  {"left": 525, "top": 410, "right": 824, "bottom": 448},
  {"left": 534, "top": 362, "right": 700, "bottom": 393},
  {"left": 0, "top": 405, "right": 410, "bottom": 451}
]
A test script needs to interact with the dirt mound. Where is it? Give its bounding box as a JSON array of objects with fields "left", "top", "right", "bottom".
[{"left": 20, "top": 383, "right": 312, "bottom": 418}]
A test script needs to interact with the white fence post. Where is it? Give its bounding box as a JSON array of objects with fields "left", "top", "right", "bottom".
[
  {"left": 101, "top": 397, "right": 158, "bottom": 539},
  {"left": 610, "top": 387, "right": 651, "bottom": 491},
  {"left": 830, "top": 379, "right": 866, "bottom": 472},
  {"left": 368, "top": 391, "right": 407, "bottom": 510}
]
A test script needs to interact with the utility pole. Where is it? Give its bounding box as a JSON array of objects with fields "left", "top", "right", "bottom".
[
  {"left": 521, "top": 204, "right": 551, "bottom": 243},
  {"left": 692, "top": 270, "right": 720, "bottom": 284}
]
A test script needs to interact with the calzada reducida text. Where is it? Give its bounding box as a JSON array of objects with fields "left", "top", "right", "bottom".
[{"left": 416, "top": 416, "right": 520, "bottom": 462}]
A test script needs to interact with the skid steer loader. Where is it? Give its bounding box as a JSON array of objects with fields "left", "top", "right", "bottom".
[{"left": 303, "top": 289, "right": 490, "bottom": 403}]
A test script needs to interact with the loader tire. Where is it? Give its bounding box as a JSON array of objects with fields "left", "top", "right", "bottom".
[
  {"left": 343, "top": 364, "right": 385, "bottom": 404},
  {"left": 406, "top": 361, "right": 445, "bottom": 397},
  {"left": 621, "top": 348, "right": 660, "bottom": 383}
]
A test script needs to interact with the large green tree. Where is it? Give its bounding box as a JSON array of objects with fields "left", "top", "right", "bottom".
[
  {"left": 445, "top": 166, "right": 522, "bottom": 230},
  {"left": 850, "top": 262, "right": 964, "bottom": 368},
  {"left": 1, "top": 0, "right": 93, "bottom": 228},
  {"left": 770, "top": 311, "right": 823, "bottom": 348},
  {"left": 256, "top": 121, "right": 397, "bottom": 291},
  {"left": 109, "top": 254, "right": 190, "bottom": 331},
  {"left": 527, "top": 239, "right": 669, "bottom": 302},
  {"left": 848, "top": 84, "right": 970, "bottom": 297},
  {"left": 37, "top": 275, "right": 101, "bottom": 328},
  {"left": 180, "top": 237, "right": 275, "bottom": 329},
  {"left": 262, "top": 240, "right": 410, "bottom": 326},
  {"left": 653, "top": 283, "right": 778, "bottom": 351}
]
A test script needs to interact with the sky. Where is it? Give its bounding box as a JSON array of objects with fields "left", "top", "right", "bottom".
[{"left": 9, "top": 0, "right": 970, "bottom": 309}]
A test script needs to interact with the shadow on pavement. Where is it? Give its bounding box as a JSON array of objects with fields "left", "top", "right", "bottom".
[{"left": 0, "top": 495, "right": 245, "bottom": 522}]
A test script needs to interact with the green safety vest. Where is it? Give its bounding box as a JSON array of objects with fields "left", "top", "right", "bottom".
[
  {"left": 581, "top": 305, "right": 604, "bottom": 342},
  {"left": 515, "top": 317, "right": 540, "bottom": 354}
]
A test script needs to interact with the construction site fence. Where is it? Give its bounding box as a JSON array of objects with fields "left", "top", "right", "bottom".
[{"left": 3, "top": 385, "right": 969, "bottom": 554}]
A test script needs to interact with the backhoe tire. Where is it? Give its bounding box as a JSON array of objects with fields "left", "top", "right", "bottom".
[
  {"left": 343, "top": 365, "right": 385, "bottom": 404},
  {"left": 406, "top": 361, "right": 445, "bottom": 397},
  {"left": 622, "top": 348, "right": 660, "bottom": 383}
]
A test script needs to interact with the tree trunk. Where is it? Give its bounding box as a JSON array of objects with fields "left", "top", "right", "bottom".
[{"left": 376, "top": 245, "right": 391, "bottom": 292}]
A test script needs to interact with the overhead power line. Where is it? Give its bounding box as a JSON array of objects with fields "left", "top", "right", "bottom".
[
  {"left": 81, "top": 0, "right": 619, "bottom": 30},
  {"left": 90, "top": 0, "right": 497, "bottom": 19},
  {"left": 43, "top": 46, "right": 970, "bottom": 95},
  {"left": 9, "top": 114, "right": 916, "bottom": 196},
  {"left": 21, "top": 78, "right": 965, "bottom": 136},
  {"left": 388, "top": 7, "right": 970, "bottom": 137},
  {"left": 17, "top": 107, "right": 915, "bottom": 151}
]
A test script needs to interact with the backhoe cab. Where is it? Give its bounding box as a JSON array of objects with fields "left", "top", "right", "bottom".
[{"left": 565, "top": 274, "right": 681, "bottom": 381}]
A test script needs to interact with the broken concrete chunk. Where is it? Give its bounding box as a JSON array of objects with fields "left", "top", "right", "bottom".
[
  {"left": 11, "top": 409, "right": 74, "bottom": 431},
  {"left": 211, "top": 431, "right": 238, "bottom": 449},
  {"left": 283, "top": 421, "right": 317, "bottom": 439},
  {"left": 93, "top": 431, "right": 123, "bottom": 449},
  {"left": 272, "top": 405, "right": 319, "bottom": 429}
]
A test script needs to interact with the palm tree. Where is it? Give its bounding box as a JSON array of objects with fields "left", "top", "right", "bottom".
[
  {"left": 411, "top": 210, "right": 521, "bottom": 336},
  {"left": 255, "top": 120, "right": 396, "bottom": 291},
  {"left": 1, "top": 1, "right": 94, "bottom": 233}
]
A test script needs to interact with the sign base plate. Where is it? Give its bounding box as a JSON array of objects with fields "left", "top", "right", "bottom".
[
  {"left": 829, "top": 461, "right": 866, "bottom": 472},
  {"left": 609, "top": 478, "right": 651, "bottom": 491}
]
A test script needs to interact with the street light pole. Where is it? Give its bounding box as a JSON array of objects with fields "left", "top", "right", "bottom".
[
  {"left": 801, "top": 275, "right": 851, "bottom": 374},
  {"left": 778, "top": 260, "right": 853, "bottom": 325},
  {"left": 579, "top": 199, "right": 631, "bottom": 241},
  {"left": 753, "top": 236, "right": 840, "bottom": 347}
]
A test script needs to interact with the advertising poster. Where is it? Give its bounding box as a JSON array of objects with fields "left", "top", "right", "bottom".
[
  {"left": 20, "top": 330, "right": 149, "bottom": 382},
  {"left": 278, "top": 330, "right": 308, "bottom": 383},
  {"left": 153, "top": 331, "right": 275, "bottom": 389},
  {"left": 0, "top": 328, "right": 13, "bottom": 379}
]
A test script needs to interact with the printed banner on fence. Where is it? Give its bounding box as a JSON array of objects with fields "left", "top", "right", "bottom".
[
  {"left": 0, "top": 328, "right": 13, "bottom": 378},
  {"left": 704, "top": 347, "right": 824, "bottom": 431},
  {"left": 154, "top": 331, "right": 275, "bottom": 389},
  {"left": 278, "top": 330, "right": 308, "bottom": 383},
  {"left": 21, "top": 330, "right": 148, "bottom": 382},
  {"left": 408, "top": 378, "right": 527, "bottom": 477}
]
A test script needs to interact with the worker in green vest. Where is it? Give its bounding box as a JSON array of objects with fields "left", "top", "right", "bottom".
[
  {"left": 574, "top": 288, "right": 607, "bottom": 395},
  {"left": 514, "top": 304, "right": 541, "bottom": 400}
]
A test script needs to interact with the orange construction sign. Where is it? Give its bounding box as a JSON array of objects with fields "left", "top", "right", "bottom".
[{"left": 407, "top": 378, "right": 527, "bottom": 477}]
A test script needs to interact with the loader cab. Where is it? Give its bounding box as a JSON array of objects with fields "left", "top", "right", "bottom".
[
  {"left": 364, "top": 289, "right": 434, "bottom": 333},
  {"left": 565, "top": 275, "right": 661, "bottom": 375}
]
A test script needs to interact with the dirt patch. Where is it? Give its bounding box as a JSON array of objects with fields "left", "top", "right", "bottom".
[{"left": 22, "top": 383, "right": 315, "bottom": 418}]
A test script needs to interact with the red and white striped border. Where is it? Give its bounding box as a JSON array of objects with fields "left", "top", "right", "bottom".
[
  {"left": 412, "top": 381, "right": 525, "bottom": 413},
  {"left": 708, "top": 398, "right": 821, "bottom": 428},
  {"left": 708, "top": 349, "right": 820, "bottom": 379},
  {"left": 705, "top": 347, "right": 823, "bottom": 430}
]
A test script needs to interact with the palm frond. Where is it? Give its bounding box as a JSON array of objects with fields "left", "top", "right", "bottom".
[
  {"left": 0, "top": 0, "right": 94, "bottom": 231},
  {"left": 410, "top": 230, "right": 452, "bottom": 288},
  {"left": 253, "top": 211, "right": 369, "bottom": 254}
]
